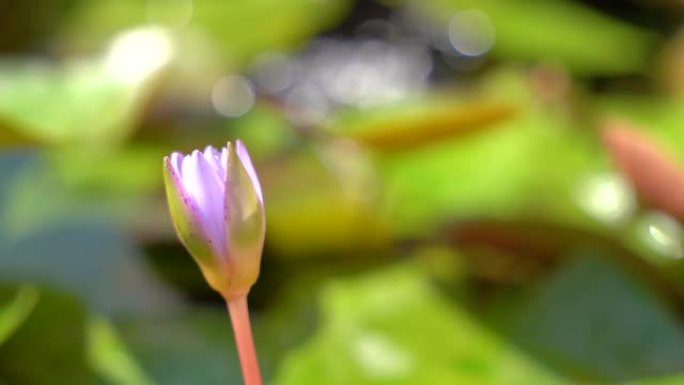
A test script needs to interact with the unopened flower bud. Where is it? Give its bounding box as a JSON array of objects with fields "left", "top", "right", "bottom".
[{"left": 163, "top": 140, "right": 265, "bottom": 299}]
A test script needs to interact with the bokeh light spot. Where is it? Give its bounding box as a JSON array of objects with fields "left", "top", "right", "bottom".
[
  {"left": 353, "top": 333, "right": 413, "bottom": 379},
  {"left": 249, "top": 52, "right": 296, "bottom": 94},
  {"left": 576, "top": 173, "right": 635, "bottom": 225},
  {"left": 211, "top": 75, "right": 255, "bottom": 118},
  {"left": 638, "top": 212, "right": 684, "bottom": 260},
  {"left": 448, "top": 10, "right": 495, "bottom": 57}
]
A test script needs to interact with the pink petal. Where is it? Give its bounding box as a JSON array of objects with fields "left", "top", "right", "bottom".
[
  {"left": 235, "top": 140, "right": 264, "bottom": 203},
  {"left": 222, "top": 141, "right": 265, "bottom": 296},
  {"left": 181, "top": 150, "right": 227, "bottom": 253},
  {"left": 163, "top": 156, "right": 218, "bottom": 262},
  {"left": 203, "top": 146, "right": 225, "bottom": 181},
  {"left": 221, "top": 147, "right": 229, "bottom": 163},
  {"left": 169, "top": 152, "right": 184, "bottom": 175}
]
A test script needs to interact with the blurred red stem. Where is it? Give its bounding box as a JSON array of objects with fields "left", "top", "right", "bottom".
[{"left": 226, "top": 295, "right": 262, "bottom": 385}]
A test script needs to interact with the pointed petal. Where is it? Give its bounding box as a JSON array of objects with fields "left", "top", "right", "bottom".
[
  {"left": 221, "top": 146, "right": 229, "bottom": 165},
  {"left": 203, "top": 146, "right": 223, "bottom": 180},
  {"left": 169, "top": 152, "right": 184, "bottom": 175},
  {"left": 180, "top": 150, "right": 226, "bottom": 253},
  {"left": 235, "top": 140, "right": 264, "bottom": 203},
  {"left": 163, "top": 156, "right": 219, "bottom": 266},
  {"left": 222, "top": 141, "right": 265, "bottom": 297}
]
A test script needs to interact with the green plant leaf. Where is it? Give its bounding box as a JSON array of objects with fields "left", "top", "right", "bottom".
[
  {"left": 87, "top": 316, "right": 155, "bottom": 385},
  {"left": 60, "top": 0, "right": 351, "bottom": 61},
  {"left": 495, "top": 250, "right": 684, "bottom": 382},
  {"left": 0, "top": 28, "right": 171, "bottom": 148},
  {"left": 0, "top": 286, "right": 39, "bottom": 346},
  {"left": 421, "top": 0, "right": 657, "bottom": 75},
  {"left": 118, "top": 308, "right": 243, "bottom": 385},
  {"left": 0, "top": 286, "right": 104, "bottom": 385},
  {"left": 275, "top": 264, "right": 566, "bottom": 385}
]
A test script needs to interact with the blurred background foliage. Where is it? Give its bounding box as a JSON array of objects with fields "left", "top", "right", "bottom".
[{"left": 4, "top": 0, "right": 684, "bottom": 384}]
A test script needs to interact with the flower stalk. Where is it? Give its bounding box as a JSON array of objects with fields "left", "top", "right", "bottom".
[
  {"left": 226, "top": 295, "right": 262, "bottom": 385},
  {"left": 162, "top": 140, "right": 265, "bottom": 385}
]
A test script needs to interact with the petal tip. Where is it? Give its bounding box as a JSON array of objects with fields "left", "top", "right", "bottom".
[
  {"left": 163, "top": 155, "right": 174, "bottom": 170},
  {"left": 234, "top": 140, "right": 263, "bottom": 204}
]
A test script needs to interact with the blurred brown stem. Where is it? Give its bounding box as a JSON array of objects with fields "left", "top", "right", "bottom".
[{"left": 226, "top": 295, "right": 262, "bottom": 385}]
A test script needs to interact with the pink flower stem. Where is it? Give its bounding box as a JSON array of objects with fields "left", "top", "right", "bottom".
[{"left": 226, "top": 295, "right": 263, "bottom": 385}]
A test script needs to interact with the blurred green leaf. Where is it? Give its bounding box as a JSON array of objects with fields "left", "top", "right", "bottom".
[
  {"left": 327, "top": 98, "right": 518, "bottom": 151},
  {"left": 276, "top": 264, "right": 566, "bottom": 385},
  {"left": 232, "top": 104, "right": 300, "bottom": 158},
  {"left": 0, "top": 286, "right": 39, "bottom": 346},
  {"left": 88, "top": 316, "right": 155, "bottom": 385},
  {"left": 264, "top": 148, "right": 391, "bottom": 258},
  {"left": 2, "top": 147, "right": 165, "bottom": 238},
  {"left": 323, "top": 70, "right": 606, "bottom": 237},
  {"left": 61, "top": 0, "right": 351, "bottom": 61},
  {"left": 0, "top": 29, "right": 170, "bottom": 148},
  {"left": 0, "top": 286, "right": 103, "bottom": 385},
  {"left": 423, "top": 0, "right": 657, "bottom": 75},
  {"left": 495, "top": 250, "right": 684, "bottom": 382},
  {"left": 118, "top": 308, "right": 243, "bottom": 385},
  {"left": 639, "top": 373, "right": 684, "bottom": 384},
  {"left": 594, "top": 95, "right": 684, "bottom": 161},
  {"left": 0, "top": 220, "right": 182, "bottom": 316},
  {"left": 53, "top": 146, "right": 164, "bottom": 196},
  {"left": 0, "top": 150, "right": 182, "bottom": 316},
  {"left": 378, "top": 108, "right": 600, "bottom": 235}
]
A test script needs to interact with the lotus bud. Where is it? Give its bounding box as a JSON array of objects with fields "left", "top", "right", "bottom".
[{"left": 163, "top": 140, "right": 265, "bottom": 299}]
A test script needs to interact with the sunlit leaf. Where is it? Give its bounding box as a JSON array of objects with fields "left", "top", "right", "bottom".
[
  {"left": 0, "top": 27, "right": 173, "bottom": 147},
  {"left": 276, "top": 264, "right": 566, "bottom": 384},
  {"left": 328, "top": 98, "right": 518, "bottom": 150},
  {"left": 60, "top": 0, "right": 351, "bottom": 61},
  {"left": 378, "top": 109, "right": 600, "bottom": 235}
]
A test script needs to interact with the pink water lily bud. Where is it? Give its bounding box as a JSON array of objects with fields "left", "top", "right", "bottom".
[
  {"left": 163, "top": 140, "right": 265, "bottom": 299},
  {"left": 603, "top": 119, "right": 684, "bottom": 219}
]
